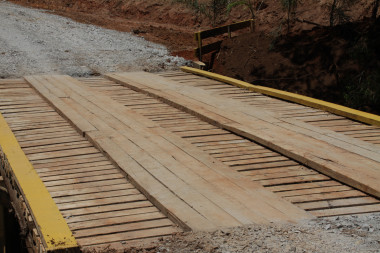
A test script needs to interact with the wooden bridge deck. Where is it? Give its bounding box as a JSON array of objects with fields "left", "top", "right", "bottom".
[{"left": 0, "top": 69, "right": 379, "bottom": 252}]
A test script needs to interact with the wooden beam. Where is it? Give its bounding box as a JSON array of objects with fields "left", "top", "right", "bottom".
[{"left": 195, "top": 19, "right": 253, "bottom": 40}]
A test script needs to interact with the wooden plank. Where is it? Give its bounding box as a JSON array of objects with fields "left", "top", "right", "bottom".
[
  {"left": 238, "top": 165, "right": 311, "bottom": 176},
  {"left": 43, "top": 76, "right": 268, "bottom": 225},
  {"left": 32, "top": 155, "right": 107, "bottom": 169},
  {"left": 249, "top": 169, "right": 318, "bottom": 181},
  {"left": 54, "top": 188, "right": 140, "bottom": 204},
  {"left": 76, "top": 226, "right": 179, "bottom": 246},
  {"left": 195, "top": 40, "right": 223, "bottom": 58},
  {"left": 236, "top": 160, "right": 300, "bottom": 171},
  {"left": 49, "top": 183, "right": 132, "bottom": 198},
  {"left": 310, "top": 203, "right": 380, "bottom": 217},
  {"left": 15, "top": 131, "right": 79, "bottom": 142},
  {"left": 276, "top": 185, "right": 352, "bottom": 197},
  {"left": 36, "top": 160, "right": 112, "bottom": 173},
  {"left": 66, "top": 206, "right": 159, "bottom": 223},
  {"left": 60, "top": 201, "right": 153, "bottom": 217},
  {"left": 285, "top": 190, "right": 366, "bottom": 203},
  {"left": 225, "top": 156, "right": 290, "bottom": 166},
  {"left": 107, "top": 72, "right": 380, "bottom": 199},
  {"left": 18, "top": 136, "right": 85, "bottom": 148},
  {"left": 23, "top": 141, "right": 92, "bottom": 155},
  {"left": 41, "top": 168, "right": 122, "bottom": 182},
  {"left": 14, "top": 125, "right": 75, "bottom": 136},
  {"left": 38, "top": 164, "right": 115, "bottom": 177},
  {"left": 77, "top": 136, "right": 214, "bottom": 231},
  {"left": 26, "top": 147, "right": 99, "bottom": 161},
  {"left": 29, "top": 74, "right": 313, "bottom": 231},
  {"left": 73, "top": 219, "right": 174, "bottom": 238},
  {"left": 296, "top": 197, "right": 379, "bottom": 210},
  {"left": 43, "top": 173, "right": 125, "bottom": 187},
  {"left": 57, "top": 195, "right": 147, "bottom": 211},
  {"left": 69, "top": 212, "right": 165, "bottom": 231},
  {"left": 258, "top": 174, "right": 330, "bottom": 186},
  {"left": 196, "top": 19, "right": 253, "bottom": 40},
  {"left": 64, "top": 75, "right": 313, "bottom": 222},
  {"left": 50, "top": 89, "right": 243, "bottom": 228},
  {"left": 130, "top": 71, "right": 380, "bottom": 161},
  {"left": 46, "top": 179, "right": 129, "bottom": 192}
]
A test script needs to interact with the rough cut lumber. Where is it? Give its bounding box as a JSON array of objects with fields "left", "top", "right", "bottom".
[
  {"left": 26, "top": 74, "right": 313, "bottom": 232},
  {"left": 106, "top": 72, "right": 380, "bottom": 199}
]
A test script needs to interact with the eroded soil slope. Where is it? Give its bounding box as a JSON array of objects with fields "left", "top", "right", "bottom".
[{"left": 213, "top": 18, "right": 380, "bottom": 114}]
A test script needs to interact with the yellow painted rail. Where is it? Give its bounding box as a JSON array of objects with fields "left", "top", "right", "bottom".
[
  {"left": 181, "top": 66, "right": 380, "bottom": 127},
  {"left": 0, "top": 112, "right": 78, "bottom": 252}
]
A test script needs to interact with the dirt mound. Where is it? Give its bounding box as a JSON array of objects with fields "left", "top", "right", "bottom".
[{"left": 213, "top": 18, "right": 380, "bottom": 114}]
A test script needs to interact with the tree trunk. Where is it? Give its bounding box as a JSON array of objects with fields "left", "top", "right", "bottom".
[
  {"left": 373, "top": 0, "right": 380, "bottom": 20},
  {"left": 330, "top": 0, "right": 338, "bottom": 26}
]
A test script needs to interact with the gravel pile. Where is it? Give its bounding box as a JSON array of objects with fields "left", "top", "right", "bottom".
[
  {"left": 155, "top": 213, "right": 380, "bottom": 253},
  {"left": 0, "top": 1, "right": 188, "bottom": 78}
]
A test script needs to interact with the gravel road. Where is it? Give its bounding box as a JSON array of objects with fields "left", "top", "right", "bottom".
[{"left": 0, "top": 1, "right": 188, "bottom": 78}]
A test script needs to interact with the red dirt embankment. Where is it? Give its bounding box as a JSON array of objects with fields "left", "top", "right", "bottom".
[
  {"left": 8, "top": 0, "right": 374, "bottom": 58},
  {"left": 213, "top": 18, "right": 380, "bottom": 114}
]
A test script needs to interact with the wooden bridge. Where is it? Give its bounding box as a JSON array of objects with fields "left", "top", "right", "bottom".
[{"left": 1, "top": 67, "right": 380, "bottom": 252}]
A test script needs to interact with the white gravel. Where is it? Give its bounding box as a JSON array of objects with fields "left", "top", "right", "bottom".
[{"left": 0, "top": 1, "right": 188, "bottom": 78}]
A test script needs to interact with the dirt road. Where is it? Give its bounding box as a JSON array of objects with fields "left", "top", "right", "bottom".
[{"left": 0, "top": 1, "right": 187, "bottom": 78}]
